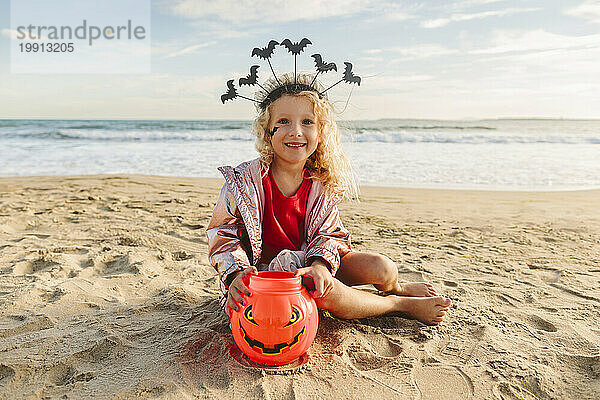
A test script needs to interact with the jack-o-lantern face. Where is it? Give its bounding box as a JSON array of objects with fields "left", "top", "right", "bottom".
[
  {"left": 230, "top": 271, "right": 319, "bottom": 366},
  {"left": 239, "top": 305, "right": 305, "bottom": 355}
]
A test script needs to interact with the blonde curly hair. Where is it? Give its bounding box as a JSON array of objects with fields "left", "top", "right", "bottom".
[{"left": 252, "top": 73, "right": 359, "bottom": 201}]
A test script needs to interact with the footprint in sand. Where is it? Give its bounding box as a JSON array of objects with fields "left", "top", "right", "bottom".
[
  {"left": 413, "top": 365, "right": 474, "bottom": 400},
  {"left": 40, "top": 288, "right": 66, "bottom": 303},
  {"left": 344, "top": 332, "right": 403, "bottom": 371},
  {"left": 45, "top": 363, "right": 95, "bottom": 386},
  {"left": 14, "top": 256, "right": 60, "bottom": 274},
  {"left": 342, "top": 332, "right": 419, "bottom": 399},
  {"left": 0, "top": 364, "right": 15, "bottom": 386},
  {"left": 558, "top": 352, "right": 600, "bottom": 379},
  {"left": 438, "top": 331, "right": 482, "bottom": 365},
  {"left": 0, "top": 314, "right": 54, "bottom": 339},
  {"left": 101, "top": 254, "right": 142, "bottom": 276},
  {"left": 527, "top": 315, "right": 557, "bottom": 332},
  {"left": 75, "top": 336, "right": 126, "bottom": 362},
  {"left": 14, "top": 251, "right": 86, "bottom": 275}
]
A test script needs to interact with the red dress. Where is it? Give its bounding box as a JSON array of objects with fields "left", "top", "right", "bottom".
[{"left": 260, "top": 168, "right": 311, "bottom": 265}]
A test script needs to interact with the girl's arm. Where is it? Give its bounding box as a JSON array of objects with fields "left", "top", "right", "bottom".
[
  {"left": 206, "top": 184, "right": 252, "bottom": 302},
  {"left": 305, "top": 203, "right": 351, "bottom": 276}
]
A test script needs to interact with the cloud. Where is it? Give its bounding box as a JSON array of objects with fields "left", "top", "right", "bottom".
[
  {"left": 463, "top": 30, "right": 600, "bottom": 100},
  {"left": 159, "top": 0, "right": 374, "bottom": 23},
  {"left": 470, "top": 29, "right": 600, "bottom": 55},
  {"left": 421, "top": 7, "right": 539, "bottom": 28},
  {"left": 1, "top": 27, "right": 54, "bottom": 42},
  {"left": 1, "top": 29, "right": 20, "bottom": 39},
  {"left": 365, "top": 44, "right": 458, "bottom": 61},
  {"left": 389, "top": 44, "right": 458, "bottom": 60},
  {"left": 564, "top": 0, "right": 600, "bottom": 23},
  {"left": 386, "top": 11, "right": 414, "bottom": 21},
  {"left": 357, "top": 56, "right": 383, "bottom": 63},
  {"left": 163, "top": 41, "right": 216, "bottom": 58},
  {"left": 364, "top": 11, "right": 415, "bottom": 24},
  {"left": 448, "top": 0, "right": 506, "bottom": 9}
]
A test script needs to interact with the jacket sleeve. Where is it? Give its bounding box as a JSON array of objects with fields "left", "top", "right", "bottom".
[
  {"left": 305, "top": 202, "right": 351, "bottom": 276},
  {"left": 206, "top": 183, "right": 252, "bottom": 301}
]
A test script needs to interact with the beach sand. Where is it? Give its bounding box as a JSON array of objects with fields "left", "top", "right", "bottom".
[{"left": 0, "top": 174, "right": 599, "bottom": 399}]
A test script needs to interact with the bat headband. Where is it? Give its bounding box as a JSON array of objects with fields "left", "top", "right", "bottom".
[{"left": 220, "top": 38, "right": 361, "bottom": 111}]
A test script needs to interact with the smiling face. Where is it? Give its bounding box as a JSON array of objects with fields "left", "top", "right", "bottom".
[{"left": 267, "top": 94, "right": 319, "bottom": 168}]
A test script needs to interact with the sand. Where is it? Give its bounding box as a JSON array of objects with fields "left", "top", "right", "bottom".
[{"left": 0, "top": 174, "right": 599, "bottom": 399}]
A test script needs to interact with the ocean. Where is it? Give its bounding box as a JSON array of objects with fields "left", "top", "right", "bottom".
[{"left": 1, "top": 119, "right": 599, "bottom": 190}]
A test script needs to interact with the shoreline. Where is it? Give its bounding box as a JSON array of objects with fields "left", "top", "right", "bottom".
[{"left": 2, "top": 173, "right": 599, "bottom": 194}]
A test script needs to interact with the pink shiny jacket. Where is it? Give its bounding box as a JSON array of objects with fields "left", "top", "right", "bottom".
[{"left": 206, "top": 158, "right": 352, "bottom": 307}]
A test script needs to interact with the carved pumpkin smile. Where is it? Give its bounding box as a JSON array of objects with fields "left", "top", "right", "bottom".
[
  {"left": 239, "top": 304, "right": 305, "bottom": 355},
  {"left": 239, "top": 320, "right": 306, "bottom": 355}
]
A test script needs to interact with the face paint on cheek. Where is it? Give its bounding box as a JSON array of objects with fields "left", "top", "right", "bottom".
[{"left": 269, "top": 126, "right": 279, "bottom": 136}]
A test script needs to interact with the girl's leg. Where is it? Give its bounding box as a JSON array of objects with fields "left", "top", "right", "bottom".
[
  {"left": 336, "top": 251, "right": 437, "bottom": 297},
  {"left": 314, "top": 277, "right": 451, "bottom": 325}
]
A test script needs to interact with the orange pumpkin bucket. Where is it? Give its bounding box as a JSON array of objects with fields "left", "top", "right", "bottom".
[{"left": 230, "top": 271, "right": 319, "bottom": 366}]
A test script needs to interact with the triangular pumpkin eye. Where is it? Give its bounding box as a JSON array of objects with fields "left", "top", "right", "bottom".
[
  {"left": 284, "top": 307, "right": 301, "bottom": 327},
  {"left": 243, "top": 305, "right": 258, "bottom": 325}
]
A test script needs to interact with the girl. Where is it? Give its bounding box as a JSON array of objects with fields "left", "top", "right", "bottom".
[{"left": 207, "top": 73, "right": 451, "bottom": 325}]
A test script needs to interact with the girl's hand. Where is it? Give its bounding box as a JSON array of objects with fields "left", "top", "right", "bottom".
[
  {"left": 295, "top": 261, "right": 334, "bottom": 298},
  {"left": 227, "top": 266, "right": 257, "bottom": 316}
]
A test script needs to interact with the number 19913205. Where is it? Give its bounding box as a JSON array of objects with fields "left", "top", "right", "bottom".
[{"left": 19, "top": 42, "right": 74, "bottom": 52}]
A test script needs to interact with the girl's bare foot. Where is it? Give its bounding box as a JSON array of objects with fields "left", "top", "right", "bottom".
[
  {"left": 400, "top": 282, "right": 437, "bottom": 297},
  {"left": 383, "top": 281, "right": 438, "bottom": 297},
  {"left": 394, "top": 296, "right": 451, "bottom": 325}
]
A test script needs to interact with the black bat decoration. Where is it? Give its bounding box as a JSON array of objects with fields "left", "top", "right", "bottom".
[
  {"left": 239, "top": 65, "right": 259, "bottom": 86},
  {"left": 281, "top": 38, "right": 312, "bottom": 84},
  {"left": 280, "top": 38, "right": 312, "bottom": 55},
  {"left": 221, "top": 38, "right": 362, "bottom": 107},
  {"left": 342, "top": 62, "right": 361, "bottom": 86},
  {"left": 311, "top": 54, "right": 337, "bottom": 73},
  {"left": 252, "top": 40, "right": 281, "bottom": 85},
  {"left": 321, "top": 61, "right": 361, "bottom": 94},
  {"left": 221, "top": 79, "right": 257, "bottom": 104},
  {"left": 251, "top": 40, "right": 279, "bottom": 60},
  {"left": 221, "top": 79, "right": 238, "bottom": 104},
  {"left": 239, "top": 65, "right": 268, "bottom": 94}
]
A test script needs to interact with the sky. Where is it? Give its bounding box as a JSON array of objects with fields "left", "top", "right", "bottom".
[{"left": 1, "top": 0, "right": 600, "bottom": 120}]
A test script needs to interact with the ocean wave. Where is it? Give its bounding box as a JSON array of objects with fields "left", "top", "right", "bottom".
[
  {"left": 0, "top": 129, "right": 255, "bottom": 142},
  {"left": 1, "top": 128, "right": 599, "bottom": 144},
  {"left": 344, "top": 130, "right": 600, "bottom": 144},
  {"left": 349, "top": 125, "right": 495, "bottom": 132},
  {"left": 1, "top": 120, "right": 599, "bottom": 144},
  {"left": 66, "top": 125, "right": 107, "bottom": 129},
  {"left": 0, "top": 120, "right": 251, "bottom": 133}
]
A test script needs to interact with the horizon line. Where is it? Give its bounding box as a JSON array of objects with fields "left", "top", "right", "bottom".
[{"left": 2, "top": 117, "right": 600, "bottom": 122}]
